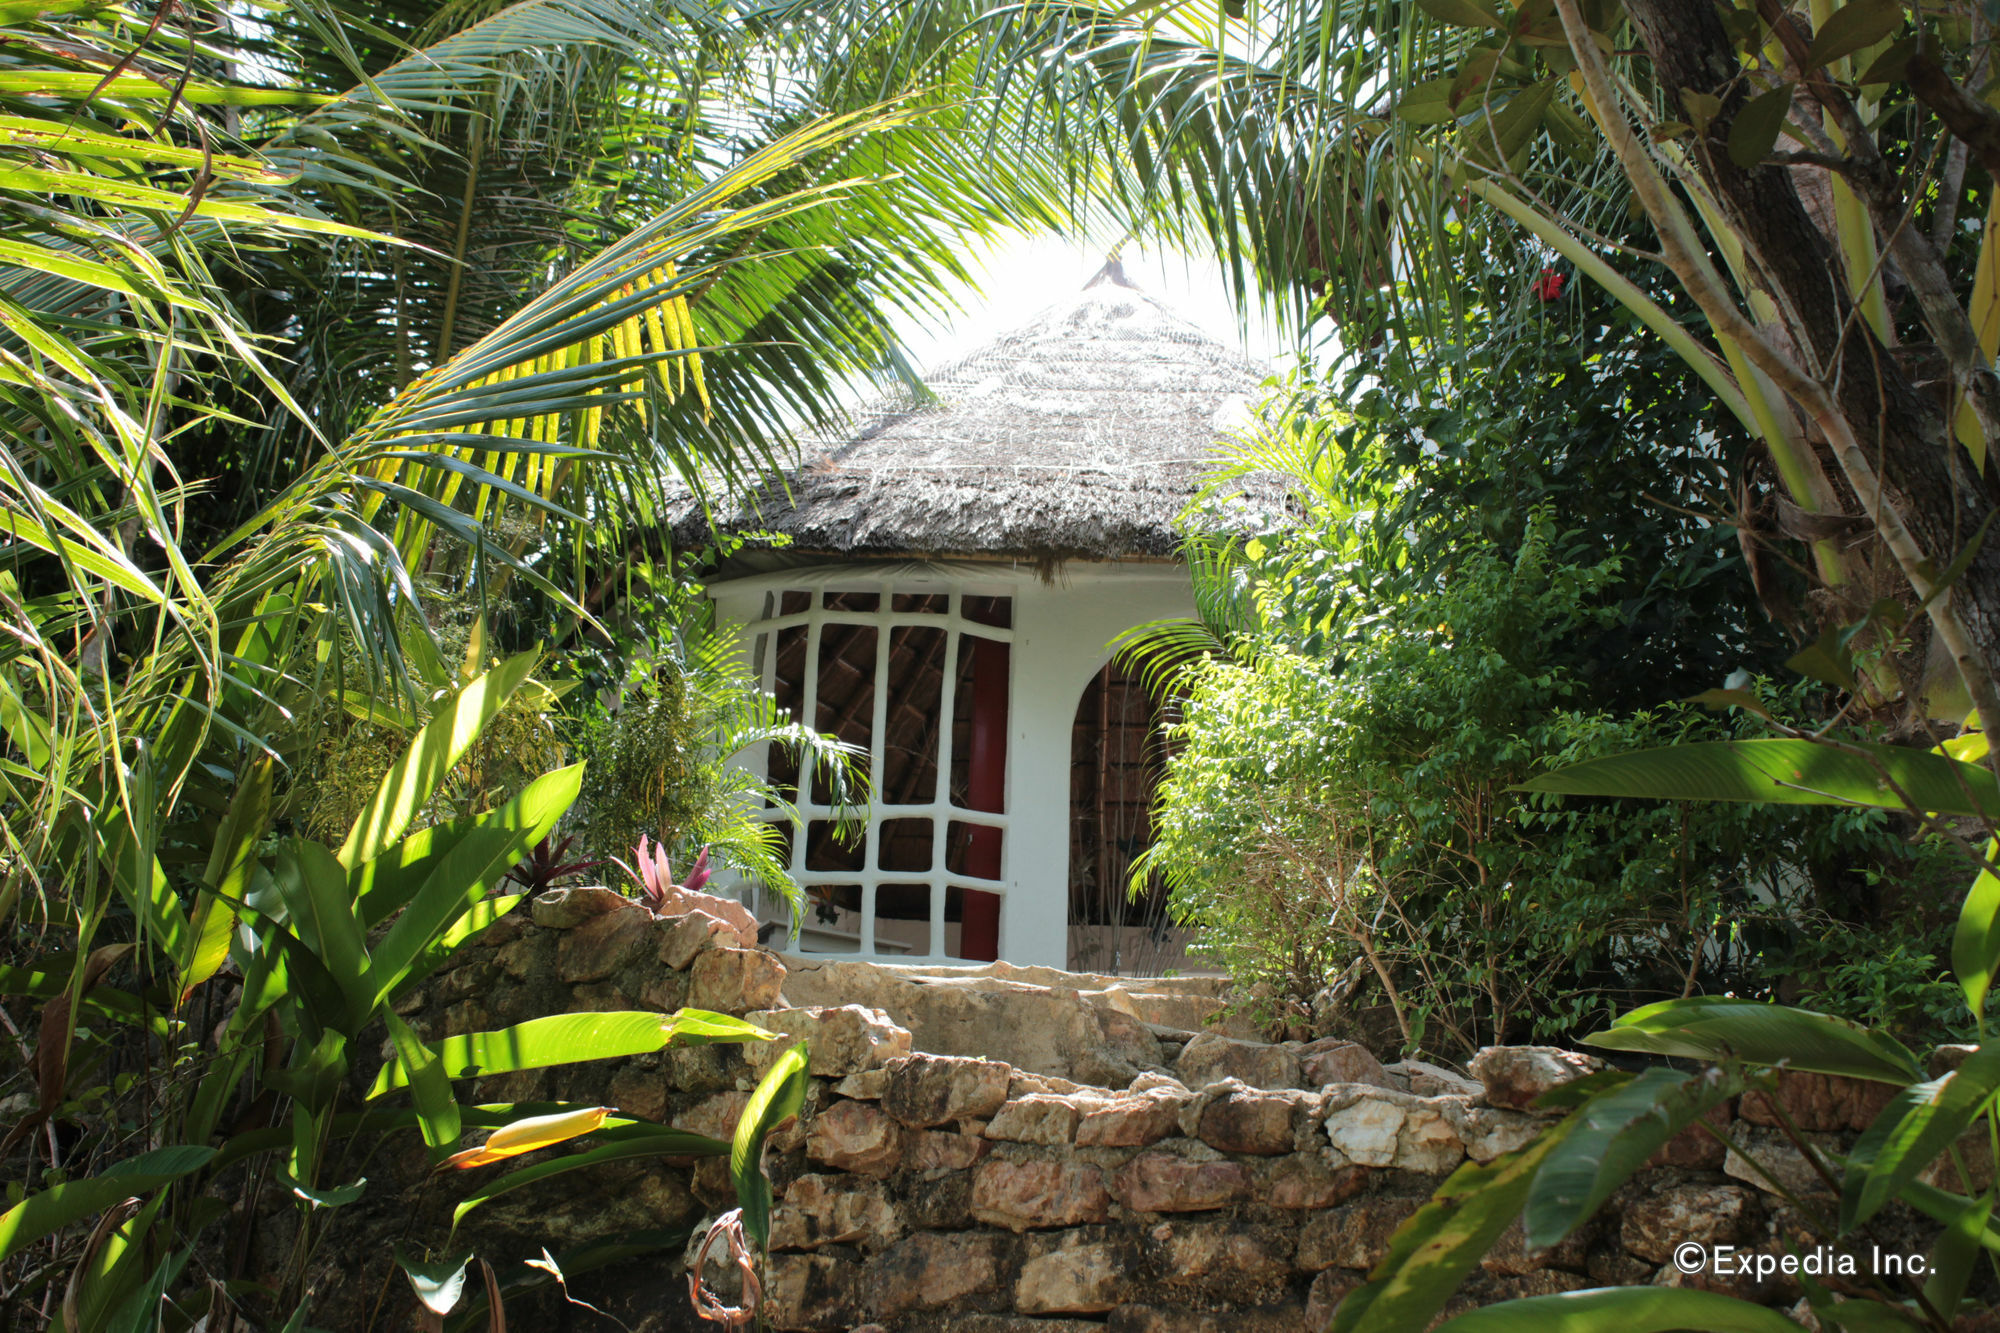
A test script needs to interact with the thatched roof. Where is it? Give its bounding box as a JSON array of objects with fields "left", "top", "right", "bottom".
[{"left": 674, "top": 260, "right": 1275, "bottom": 563}]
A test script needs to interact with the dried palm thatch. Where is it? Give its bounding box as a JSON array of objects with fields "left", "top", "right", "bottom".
[{"left": 672, "top": 260, "right": 1277, "bottom": 561}]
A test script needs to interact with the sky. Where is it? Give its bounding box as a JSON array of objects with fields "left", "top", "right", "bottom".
[{"left": 888, "top": 229, "right": 1297, "bottom": 377}]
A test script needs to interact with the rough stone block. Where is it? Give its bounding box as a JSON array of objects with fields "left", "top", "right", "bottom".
[
  {"left": 906, "top": 1127, "right": 990, "bottom": 1171},
  {"left": 769, "top": 1174, "right": 901, "bottom": 1251},
  {"left": 659, "top": 908, "right": 743, "bottom": 970},
  {"left": 1620, "top": 1183, "right": 1761, "bottom": 1264},
  {"left": 1015, "top": 1235, "right": 1133, "bottom": 1314},
  {"left": 1265, "top": 1153, "right": 1368, "bottom": 1210},
  {"left": 1109, "top": 1304, "right": 1312, "bottom": 1333},
  {"left": 1146, "top": 1217, "right": 1291, "bottom": 1288},
  {"left": 986, "top": 1094, "right": 1085, "bottom": 1146},
  {"left": 530, "top": 885, "right": 633, "bottom": 929},
  {"left": 1642, "top": 1102, "right": 1731, "bottom": 1171},
  {"left": 1386, "top": 1059, "right": 1482, "bottom": 1099},
  {"left": 805, "top": 1098, "right": 902, "bottom": 1178},
  {"left": 1470, "top": 1046, "right": 1601, "bottom": 1110},
  {"left": 761, "top": 1252, "right": 859, "bottom": 1332},
  {"left": 1077, "top": 1089, "right": 1187, "bottom": 1149},
  {"left": 1722, "top": 1125, "right": 1843, "bottom": 1200},
  {"left": 606, "top": 1064, "right": 668, "bottom": 1122},
  {"left": 674, "top": 1090, "right": 751, "bottom": 1142},
  {"left": 1297, "top": 1196, "right": 1425, "bottom": 1271},
  {"left": 1110, "top": 1151, "right": 1253, "bottom": 1213},
  {"left": 1299, "top": 1039, "right": 1391, "bottom": 1090},
  {"left": 746, "top": 1005, "right": 913, "bottom": 1079},
  {"left": 882, "top": 1053, "right": 1012, "bottom": 1128},
  {"left": 1196, "top": 1086, "right": 1301, "bottom": 1156},
  {"left": 865, "top": 1232, "right": 1009, "bottom": 1314},
  {"left": 1176, "top": 1032, "right": 1301, "bottom": 1091},
  {"left": 1738, "top": 1070, "right": 1895, "bottom": 1133},
  {"left": 971, "top": 1157, "right": 1110, "bottom": 1231},
  {"left": 1322, "top": 1090, "right": 1406, "bottom": 1167},
  {"left": 1444, "top": 1103, "right": 1546, "bottom": 1164},
  {"left": 555, "top": 905, "right": 651, "bottom": 983},
  {"left": 688, "top": 946, "right": 786, "bottom": 1015}
]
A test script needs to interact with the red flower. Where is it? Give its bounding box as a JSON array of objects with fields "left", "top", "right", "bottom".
[{"left": 1532, "top": 268, "right": 1566, "bottom": 302}]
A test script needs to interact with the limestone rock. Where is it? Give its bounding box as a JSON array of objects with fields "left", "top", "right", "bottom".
[
  {"left": 1110, "top": 1305, "right": 1313, "bottom": 1333},
  {"left": 1304, "top": 1270, "right": 1364, "bottom": 1329},
  {"left": 530, "top": 885, "right": 632, "bottom": 929},
  {"left": 555, "top": 906, "right": 650, "bottom": 983},
  {"left": 970, "top": 1157, "right": 1111, "bottom": 1231},
  {"left": 866, "top": 1232, "right": 1009, "bottom": 1314},
  {"left": 1320, "top": 1087, "right": 1469, "bottom": 1170},
  {"left": 1445, "top": 1103, "right": 1547, "bottom": 1164},
  {"left": 906, "top": 1127, "right": 989, "bottom": 1171},
  {"left": 659, "top": 908, "right": 744, "bottom": 970},
  {"left": 660, "top": 887, "right": 760, "bottom": 941},
  {"left": 1077, "top": 1088, "right": 1189, "bottom": 1149},
  {"left": 1620, "top": 1183, "right": 1761, "bottom": 1264},
  {"left": 1722, "top": 1125, "right": 1843, "bottom": 1200},
  {"left": 769, "top": 1174, "right": 901, "bottom": 1251},
  {"left": 1196, "top": 1085, "right": 1304, "bottom": 1156},
  {"left": 1177, "top": 1032, "right": 1301, "bottom": 1090},
  {"left": 1299, "top": 1039, "right": 1391, "bottom": 1090},
  {"left": 688, "top": 946, "right": 786, "bottom": 1015},
  {"left": 1297, "top": 1196, "right": 1425, "bottom": 1271},
  {"left": 1642, "top": 1102, "right": 1731, "bottom": 1171},
  {"left": 605, "top": 1065, "right": 668, "bottom": 1122},
  {"left": 1738, "top": 1071, "right": 1895, "bottom": 1133},
  {"left": 1266, "top": 1153, "right": 1368, "bottom": 1210},
  {"left": 1015, "top": 1235, "right": 1133, "bottom": 1314},
  {"left": 985, "top": 1094, "right": 1085, "bottom": 1146},
  {"left": 805, "top": 1099, "right": 902, "bottom": 1177},
  {"left": 882, "top": 1053, "right": 1012, "bottom": 1128},
  {"left": 745, "top": 1005, "right": 912, "bottom": 1079},
  {"left": 1110, "top": 1151, "right": 1254, "bottom": 1213},
  {"left": 832, "top": 1069, "right": 887, "bottom": 1100},
  {"left": 1386, "top": 1059, "right": 1482, "bottom": 1099},
  {"left": 1470, "top": 1046, "right": 1602, "bottom": 1111},
  {"left": 493, "top": 935, "right": 543, "bottom": 980},
  {"left": 761, "top": 1252, "right": 858, "bottom": 1331},
  {"left": 1130, "top": 1071, "right": 1189, "bottom": 1095},
  {"left": 1147, "top": 1217, "right": 1292, "bottom": 1288},
  {"left": 674, "top": 1090, "right": 751, "bottom": 1142}
]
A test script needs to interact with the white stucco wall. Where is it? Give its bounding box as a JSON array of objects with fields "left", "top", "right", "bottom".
[{"left": 708, "top": 560, "right": 1196, "bottom": 969}]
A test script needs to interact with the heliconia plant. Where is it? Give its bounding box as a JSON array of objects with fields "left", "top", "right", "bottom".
[
  {"left": 0, "top": 651, "right": 793, "bottom": 1329},
  {"left": 1331, "top": 718, "right": 2000, "bottom": 1330}
]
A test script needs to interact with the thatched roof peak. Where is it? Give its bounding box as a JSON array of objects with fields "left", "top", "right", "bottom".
[{"left": 679, "top": 265, "right": 1276, "bottom": 564}]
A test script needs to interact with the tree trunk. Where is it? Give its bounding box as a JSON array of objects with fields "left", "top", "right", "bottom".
[{"left": 1625, "top": 0, "right": 2000, "bottom": 702}]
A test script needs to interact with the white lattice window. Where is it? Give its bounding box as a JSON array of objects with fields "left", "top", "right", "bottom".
[{"left": 742, "top": 577, "right": 1013, "bottom": 962}]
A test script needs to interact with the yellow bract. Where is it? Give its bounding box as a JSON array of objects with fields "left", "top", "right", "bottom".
[{"left": 443, "top": 1105, "right": 613, "bottom": 1170}]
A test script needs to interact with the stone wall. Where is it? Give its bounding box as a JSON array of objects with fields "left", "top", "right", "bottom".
[{"left": 320, "top": 889, "right": 1963, "bottom": 1332}]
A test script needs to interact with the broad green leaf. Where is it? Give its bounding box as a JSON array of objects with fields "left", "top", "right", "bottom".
[
  {"left": 184, "top": 756, "right": 275, "bottom": 1002},
  {"left": 1727, "top": 83, "right": 1794, "bottom": 168},
  {"left": 400, "top": 893, "right": 528, "bottom": 995},
  {"left": 369, "top": 1011, "right": 736, "bottom": 1097},
  {"left": 1818, "top": 1302, "right": 1926, "bottom": 1331},
  {"left": 366, "top": 764, "right": 581, "bottom": 1007},
  {"left": 1329, "top": 1122, "right": 1576, "bottom": 1332},
  {"left": 386, "top": 1012, "right": 461, "bottom": 1162},
  {"left": 1517, "top": 739, "right": 2000, "bottom": 816},
  {"left": 1803, "top": 0, "right": 1906, "bottom": 68},
  {"left": 277, "top": 1170, "right": 367, "bottom": 1209},
  {"left": 1841, "top": 1041, "right": 2000, "bottom": 1228},
  {"left": 270, "top": 840, "right": 371, "bottom": 1025},
  {"left": 397, "top": 1248, "right": 473, "bottom": 1316},
  {"left": 1431, "top": 1286, "right": 1809, "bottom": 1331},
  {"left": 733, "top": 1042, "right": 809, "bottom": 1249},
  {"left": 337, "top": 649, "right": 538, "bottom": 867},
  {"left": 1583, "top": 997, "right": 1921, "bottom": 1083},
  {"left": 1923, "top": 1195, "right": 1992, "bottom": 1316},
  {"left": 449, "top": 1127, "right": 729, "bottom": 1229},
  {"left": 0, "top": 1146, "right": 216, "bottom": 1262},
  {"left": 1953, "top": 837, "right": 2000, "bottom": 1015},
  {"left": 1523, "top": 1065, "right": 1747, "bottom": 1248}
]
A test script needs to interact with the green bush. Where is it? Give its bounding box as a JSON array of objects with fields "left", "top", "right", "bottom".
[{"left": 1144, "top": 510, "right": 1952, "bottom": 1055}]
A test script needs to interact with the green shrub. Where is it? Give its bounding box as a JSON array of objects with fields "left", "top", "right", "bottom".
[{"left": 1143, "top": 512, "right": 1948, "bottom": 1055}]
